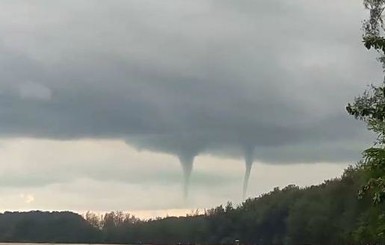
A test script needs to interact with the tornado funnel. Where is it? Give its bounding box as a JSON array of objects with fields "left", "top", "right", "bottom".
[
  {"left": 178, "top": 153, "right": 195, "bottom": 200},
  {"left": 243, "top": 145, "right": 255, "bottom": 199}
]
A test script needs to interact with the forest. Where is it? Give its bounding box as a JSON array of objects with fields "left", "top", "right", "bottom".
[{"left": 81, "top": 165, "right": 385, "bottom": 245}]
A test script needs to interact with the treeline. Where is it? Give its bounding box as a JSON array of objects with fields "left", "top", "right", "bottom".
[
  {"left": 82, "top": 165, "right": 383, "bottom": 245},
  {"left": 1, "top": 165, "right": 384, "bottom": 245},
  {"left": 0, "top": 211, "right": 99, "bottom": 243}
]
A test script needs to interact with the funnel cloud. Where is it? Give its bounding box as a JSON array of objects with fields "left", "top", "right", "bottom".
[
  {"left": 0, "top": 0, "right": 379, "bottom": 200},
  {"left": 243, "top": 145, "right": 255, "bottom": 199},
  {"left": 178, "top": 153, "right": 195, "bottom": 200}
]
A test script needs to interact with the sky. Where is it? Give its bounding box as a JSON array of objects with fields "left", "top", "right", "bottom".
[{"left": 0, "top": 0, "right": 382, "bottom": 218}]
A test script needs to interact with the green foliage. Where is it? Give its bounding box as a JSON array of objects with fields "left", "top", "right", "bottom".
[
  {"left": 0, "top": 169, "right": 383, "bottom": 245},
  {"left": 343, "top": 1, "right": 385, "bottom": 242},
  {"left": 354, "top": 206, "right": 385, "bottom": 243},
  {"left": 347, "top": 0, "right": 385, "bottom": 206},
  {"left": 364, "top": 35, "right": 385, "bottom": 52},
  {"left": 362, "top": 0, "right": 385, "bottom": 54},
  {"left": 77, "top": 167, "right": 382, "bottom": 245},
  {"left": 359, "top": 147, "right": 385, "bottom": 204},
  {"left": 0, "top": 211, "right": 100, "bottom": 243}
]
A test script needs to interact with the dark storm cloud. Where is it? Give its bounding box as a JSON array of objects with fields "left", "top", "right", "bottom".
[{"left": 0, "top": 0, "right": 378, "bottom": 164}]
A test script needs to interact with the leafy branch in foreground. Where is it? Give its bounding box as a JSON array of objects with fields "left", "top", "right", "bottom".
[
  {"left": 347, "top": 89, "right": 385, "bottom": 204},
  {"left": 347, "top": 0, "right": 385, "bottom": 204}
]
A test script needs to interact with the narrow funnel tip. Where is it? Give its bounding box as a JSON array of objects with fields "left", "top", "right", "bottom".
[
  {"left": 243, "top": 145, "right": 255, "bottom": 199},
  {"left": 178, "top": 154, "right": 195, "bottom": 201}
]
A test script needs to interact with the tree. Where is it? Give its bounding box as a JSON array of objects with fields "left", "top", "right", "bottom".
[
  {"left": 362, "top": 0, "right": 385, "bottom": 60},
  {"left": 347, "top": 86, "right": 385, "bottom": 204},
  {"left": 347, "top": 0, "right": 385, "bottom": 205},
  {"left": 344, "top": 0, "right": 385, "bottom": 239}
]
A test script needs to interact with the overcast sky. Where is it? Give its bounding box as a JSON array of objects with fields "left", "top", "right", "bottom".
[{"left": 0, "top": 0, "right": 381, "bottom": 217}]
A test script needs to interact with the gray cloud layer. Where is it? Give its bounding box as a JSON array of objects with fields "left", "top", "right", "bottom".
[{"left": 0, "top": 0, "right": 379, "bottom": 166}]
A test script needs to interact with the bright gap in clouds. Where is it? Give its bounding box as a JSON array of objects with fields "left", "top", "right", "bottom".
[{"left": 0, "top": 138, "right": 349, "bottom": 217}]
